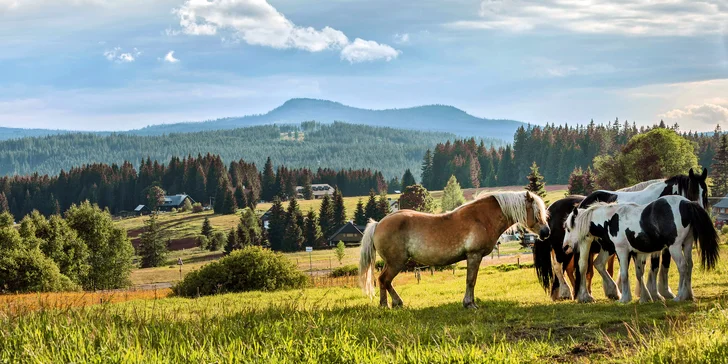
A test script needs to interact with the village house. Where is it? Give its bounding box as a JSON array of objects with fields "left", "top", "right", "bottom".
[
  {"left": 159, "top": 194, "right": 195, "bottom": 212},
  {"left": 327, "top": 221, "right": 365, "bottom": 246},
  {"left": 295, "top": 184, "right": 335, "bottom": 199},
  {"left": 713, "top": 194, "right": 728, "bottom": 228},
  {"left": 133, "top": 205, "right": 151, "bottom": 216}
]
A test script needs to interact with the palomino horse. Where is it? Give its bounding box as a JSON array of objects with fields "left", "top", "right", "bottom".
[
  {"left": 534, "top": 169, "right": 709, "bottom": 301},
  {"left": 359, "top": 191, "right": 549, "bottom": 309},
  {"left": 563, "top": 196, "right": 719, "bottom": 303}
]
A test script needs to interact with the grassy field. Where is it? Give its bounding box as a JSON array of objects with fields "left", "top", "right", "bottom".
[{"left": 3, "top": 245, "right": 728, "bottom": 362}]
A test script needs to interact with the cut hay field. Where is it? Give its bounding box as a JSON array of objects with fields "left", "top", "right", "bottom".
[{"left": 2, "top": 247, "right": 728, "bottom": 362}]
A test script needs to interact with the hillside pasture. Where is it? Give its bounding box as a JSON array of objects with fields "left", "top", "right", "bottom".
[{"left": 2, "top": 247, "right": 728, "bottom": 362}]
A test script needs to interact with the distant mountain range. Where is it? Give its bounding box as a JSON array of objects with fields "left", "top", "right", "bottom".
[{"left": 0, "top": 98, "right": 525, "bottom": 141}]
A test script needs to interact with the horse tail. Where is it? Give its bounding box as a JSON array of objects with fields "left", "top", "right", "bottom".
[
  {"left": 359, "top": 219, "right": 379, "bottom": 298},
  {"left": 682, "top": 201, "right": 720, "bottom": 270},
  {"left": 532, "top": 238, "right": 553, "bottom": 292}
]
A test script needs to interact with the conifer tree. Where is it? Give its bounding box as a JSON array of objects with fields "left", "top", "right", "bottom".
[
  {"left": 376, "top": 191, "right": 391, "bottom": 220},
  {"left": 302, "top": 173, "right": 314, "bottom": 200},
  {"left": 525, "top": 162, "right": 548, "bottom": 203},
  {"left": 138, "top": 213, "right": 168, "bottom": 268},
  {"left": 0, "top": 192, "right": 8, "bottom": 213},
  {"left": 201, "top": 217, "right": 213, "bottom": 238},
  {"left": 261, "top": 157, "right": 276, "bottom": 201},
  {"left": 224, "top": 227, "right": 239, "bottom": 254},
  {"left": 364, "top": 189, "right": 378, "bottom": 220},
  {"left": 402, "top": 169, "right": 416, "bottom": 188},
  {"left": 236, "top": 223, "right": 250, "bottom": 247},
  {"left": 303, "top": 209, "right": 324, "bottom": 248},
  {"left": 267, "top": 197, "right": 286, "bottom": 251},
  {"left": 441, "top": 175, "right": 466, "bottom": 212},
  {"left": 421, "top": 149, "right": 434, "bottom": 189},
  {"left": 712, "top": 134, "right": 728, "bottom": 197},
  {"left": 318, "top": 194, "right": 334, "bottom": 236},
  {"left": 332, "top": 188, "right": 347, "bottom": 228},
  {"left": 222, "top": 186, "right": 237, "bottom": 215},
  {"left": 567, "top": 167, "right": 585, "bottom": 195},
  {"left": 354, "top": 199, "right": 367, "bottom": 226},
  {"left": 283, "top": 220, "right": 304, "bottom": 252}
]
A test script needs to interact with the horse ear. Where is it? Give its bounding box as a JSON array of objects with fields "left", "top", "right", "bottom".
[
  {"left": 702, "top": 168, "right": 708, "bottom": 179},
  {"left": 572, "top": 206, "right": 579, "bottom": 216},
  {"left": 525, "top": 192, "right": 534, "bottom": 202},
  {"left": 689, "top": 168, "right": 695, "bottom": 178}
]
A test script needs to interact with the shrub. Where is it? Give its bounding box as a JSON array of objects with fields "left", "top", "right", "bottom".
[
  {"left": 192, "top": 203, "right": 204, "bottom": 213},
  {"left": 722, "top": 225, "right": 728, "bottom": 236},
  {"left": 173, "top": 246, "right": 308, "bottom": 297},
  {"left": 209, "top": 231, "right": 225, "bottom": 251},
  {"left": 330, "top": 264, "right": 358, "bottom": 277},
  {"left": 197, "top": 235, "right": 209, "bottom": 250},
  {"left": 182, "top": 198, "right": 193, "bottom": 212},
  {"left": 0, "top": 249, "right": 79, "bottom": 293},
  {"left": 171, "top": 208, "right": 178, "bottom": 213}
]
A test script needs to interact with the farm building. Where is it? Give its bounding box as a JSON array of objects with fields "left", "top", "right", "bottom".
[
  {"left": 159, "top": 194, "right": 195, "bottom": 212},
  {"left": 295, "top": 184, "right": 335, "bottom": 199},
  {"left": 328, "top": 222, "right": 365, "bottom": 246},
  {"left": 133, "top": 205, "right": 151, "bottom": 216},
  {"left": 713, "top": 194, "right": 728, "bottom": 228}
]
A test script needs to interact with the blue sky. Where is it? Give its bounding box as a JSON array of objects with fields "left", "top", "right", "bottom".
[{"left": 1, "top": 0, "right": 727, "bottom": 132}]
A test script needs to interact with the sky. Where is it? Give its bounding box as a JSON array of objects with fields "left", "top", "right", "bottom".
[{"left": 0, "top": 0, "right": 727, "bottom": 132}]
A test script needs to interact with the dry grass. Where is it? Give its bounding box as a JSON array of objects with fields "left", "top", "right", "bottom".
[{"left": 0, "top": 289, "right": 172, "bottom": 316}]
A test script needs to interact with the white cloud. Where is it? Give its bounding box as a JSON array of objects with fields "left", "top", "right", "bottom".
[
  {"left": 103, "top": 47, "right": 141, "bottom": 63},
  {"left": 393, "top": 33, "right": 410, "bottom": 44},
  {"left": 660, "top": 103, "right": 728, "bottom": 128},
  {"left": 164, "top": 50, "right": 179, "bottom": 63},
  {"left": 340, "top": 38, "right": 400, "bottom": 64},
  {"left": 172, "top": 0, "right": 398, "bottom": 62},
  {"left": 448, "top": 0, "right": 728, "bottom": 36}
]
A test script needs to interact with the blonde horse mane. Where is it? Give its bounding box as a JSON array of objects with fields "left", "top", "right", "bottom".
[
  {"left": 469, "top": 190, "right": 549, "bottom": 227},
  {"left": 617, "top": 179, "right": 664, "bottom": 192}
]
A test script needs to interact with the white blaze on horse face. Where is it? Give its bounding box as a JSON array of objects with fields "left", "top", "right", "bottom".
[
  {"left": 672, "top": 184, "right": 679, "bottom": 195},
  {"left": 698, "top": 186, "right": 705, "bottom": 208}
]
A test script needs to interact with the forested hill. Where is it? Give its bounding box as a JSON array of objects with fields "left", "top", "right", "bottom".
[
  {"left": 0, "top": 122, "right": 504, "bottom": 177},
  {"left": 0, "top": 98, "right": 525, "bottom": 141}
]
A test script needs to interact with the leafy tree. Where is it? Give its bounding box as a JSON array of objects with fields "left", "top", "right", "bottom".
[
  {"left": 33, "top": 214, "right": 90, "bottom": 284},
  {"left": 441, "top": 175, "right": 466, "bottom": 212},
  {"left": 335, "top": 241, "right": 346, "bottom": 265},
  {"left": 303, "top": 209, "right": 325, "bottom": 248},
  {"left": 525, "top": 162, "right": 548, "bottom": 203},
  {"left": 138, "top": 213, "right": 168, "bottom": 268},
  {"left": 711, "top": 134, "right": 728, "bottom": 197},
  {"left": 399, "top": 184, "right": 435, "bottom": 213},
  {"left": 0, "top": 248, "right": 78, "bottom": 293},
  {"left": 224, "top": 228, "right": 239, "bottom": 255},
  {"left": 201, "top": 217, "right": 213, "bottom": 239},
  {"left": 146, "top": 186, "right": 166, "bottom": 211},
  {"left": 65, "top": 201, "right": 134, "bottom": 289},
  {"left": 354, "top": 199, "right": 367, "bottom": 226},
  {"left": 267, "top": 197, "right": 286, "bottom": 251},
  {"left": 332, "top": 188, "right": 347, "bottom": 228},
  {"left": 402, "top": 169, "right": 416, "bottom": 188},
  {"left": 318, "top": 194, "right": 334, "bottom": 237}
]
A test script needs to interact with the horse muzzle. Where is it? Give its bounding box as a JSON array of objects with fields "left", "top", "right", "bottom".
[
  {"left": 539, "top": 225, "right": 551, "bottom": 240},
  {"left": 563, "top": 243, "right": 573, "bottom": 255}
]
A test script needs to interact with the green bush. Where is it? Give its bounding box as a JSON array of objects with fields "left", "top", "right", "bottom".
[
  {"left": 0, "top": 249, "right": 79, "bottom": 293},
  {"left": 197, "top": 235, "right": 209, "bottom": 250},
  {"left": 330, "top": 264, "right": 358, "bottom": 277},
  {"left": 209, "top": 231, "right": 225, "bottom": 251},
  {"left": 192, "top": 203, "right": 204, "bottom": 213},
  {"left": 173, "top": 246, "right": 308, "bottom": 297},
  {"left": 722, "top": 225, "right": 728, "bottom": 236}
]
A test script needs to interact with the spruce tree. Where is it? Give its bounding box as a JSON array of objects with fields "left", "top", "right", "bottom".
[
  {"left": 222, "top": 186, "right": 237, "bottom": 215},
  {"left": 261, "top": 157, "right": 276, "bottom": 201},
  {"left": 441, "top": 175, "right": 466, "bottom": 212},
  {"left": 267, "top": 197, "right": 286, "bottom": 251},
  {"left": 318, "top": 194, "right": 334, "bottom": 236},
  {"left": 402, "top": 169, "right": 416, "bottom": 188},
  {"left": 283, "top": 220, "right": 304, "bottom": 252},
  {"left": 201, "top": 217, "right": 213, "bottom": 238},
  {"left": 0, "top": 192, "right": 8, "bottom": 213},
  {"left": 525, "top": 162, "right": 548, "bottom": 203},
  {"left": 364, "top": 189, "right": 378, "bottom": 220},
  {"left": 302, "top": 174, "right": 314, "bottom": 200},
  {"left": 387, "top": 176, "right": 401, "bottom": 193},
  {"left": 583, "top": 167, "right": 596, "bottom": 195},
  {"left": 712, "top": 134, "right": 728, "bottom": 197},
  {"left": 234, "top": 186, "right": 247, "bottom": 210},
  {"left": 376, "top": 191, "right": 391, "bottom": 220},
  {"left": 332, "top": 188, "right": 347, "bottom": 228},
  {"left": 239, "top": 208, "right": 262, "bottom": 246},
  {"left": 236, "top": 223, "right": 250, "bottom": 247},
  {"left": 567, "top": 167, "right": 585, "bottom": 195},
  {"left": 304, "top": 209, "right": 325, "bottom": 248},
  {"left": 354, "top": 199, "right": 367, "bottom": 226},
  {"left": 421, "top": 149, "right": 434, "bottom": 189},
  {"left": 138, "top": 213, "right": 168, "bottom": 268},
  {"left": 224, "top": 227, "right": 239, "bottom": 255}
]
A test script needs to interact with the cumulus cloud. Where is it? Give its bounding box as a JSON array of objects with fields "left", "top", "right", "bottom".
[
  {"left": 341, "top": 39, "right": 400, "bottom": 64},
  {"left": 172, "top": 0, "right": 398, "bottom": 62},
  {"left": 393, "top": 33, "right": 410, "bottom": 44},
  {"left": 164, "top": 50, "right": 179, "bottom": 63},
  {"left": 104, "top": 47, "right": 140, "bottom": 63},
  {"left": 448, "top": 0, "right": 728, "bottom": 36},
  {"left": 660, "top": 103, "right": 728, "bottom": 128}
]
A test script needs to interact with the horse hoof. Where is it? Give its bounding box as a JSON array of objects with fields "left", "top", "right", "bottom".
[
  {"left": 392, "top": 301, "right": 404, "bottom": 309},
  {"left": 463, "top": 302, "right": 479, "bottom": 309},
  {"left": 619, "top": 297, "right": 632, "bottom": 304},
  {"left": 661, "top": 291, "right": 676, "bottom": 300},
  {"left": 577, "top": 296, "right": 595, "bottom": 304}
]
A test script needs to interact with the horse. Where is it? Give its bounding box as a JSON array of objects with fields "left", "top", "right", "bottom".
[
  {"left": 533, "top": 169, "right": 709, "bottom": 301},
  {"left": 359, "top": 191, "right": 549, "bottom": 309},
  {"left": 562, "top": 196, "right": 719, "bottom": 303}
]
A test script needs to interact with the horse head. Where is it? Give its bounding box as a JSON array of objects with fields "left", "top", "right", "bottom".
[
  {"left": 688, "top": 168, "right": 709, "bottom": 209},
  {"left": 525, "top": 192, "right": 550, "bottom": 239}
]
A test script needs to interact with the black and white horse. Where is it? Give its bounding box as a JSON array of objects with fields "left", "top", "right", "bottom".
[
  {"left": 562, "top": 195, "right": 719, "bottom": 303},
  {"left": 533, "top": 169, "right": 709, "bottom": 301}
]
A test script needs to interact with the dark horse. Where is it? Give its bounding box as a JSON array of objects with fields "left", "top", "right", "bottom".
[{"left": 533, "top": 168, "right": 709, "bottom": 300}]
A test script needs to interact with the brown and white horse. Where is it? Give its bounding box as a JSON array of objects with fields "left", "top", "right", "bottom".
[{"left": 359, "top": 191, "right": 549, "bottom": 309}]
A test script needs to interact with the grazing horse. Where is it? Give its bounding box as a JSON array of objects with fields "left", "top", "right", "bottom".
[
  {"left": 562, "top": 196, "right": 719, "bottom": 303},
  {"left": 359, "top": 191, "right": 549, "bottom": 309}
]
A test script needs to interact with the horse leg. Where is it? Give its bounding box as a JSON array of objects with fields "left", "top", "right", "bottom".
[
  {"left": 607, "top": 254, "right": 615, "bottom": 277},
  {"left": 566, "top": 256, "right": 576, "bottom": 291},
  {"left": 594, "top": 249, "right": 620, "bottom": 300},
  {"left": 586, "top": 252, "right": 596, "bottom": 294},
  {"left": 575, "top": 243, "right": 595, "bottom": 303},
  {"left": 669, "top": 243, "right": 690, "bottom": 302},
  {"left": 646, "top": 252, "right": 664, "bottom": 301},
  {"left": 635, "top": 254, "right": 653, "bottom": 303},
  {"left": 658, "top": 248, "right": 676, "bottom": 299},
  {"left": 680, "top": 236, "right": 695, "bottom": 301},
  {"left": 616, "top": 249, "right": 632, "bottom": 303},
  {"left": 378, "top": 263, "right": 405, "bottom": 308},
  {"left": 551, "top": 252, "right": 572, "bottom": 300},
  {"left": 463, "top": 252, "right": 484, "bottom": 309}
]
